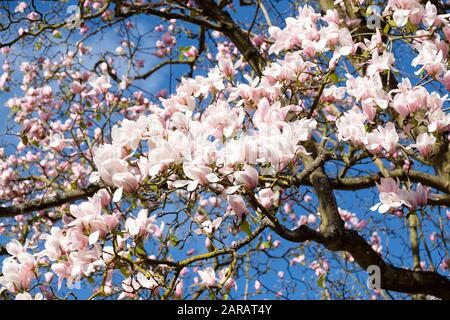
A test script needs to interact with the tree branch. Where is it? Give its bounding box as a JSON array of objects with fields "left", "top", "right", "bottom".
[
  {"left": 192, "top": 0, "right": 265, "bottom": 76},
  {"left": 272, "top": 222, "right": 450, "bottom": 299},
  {"left": 0, "top": 185, "right": 99, "bottom": 218}
]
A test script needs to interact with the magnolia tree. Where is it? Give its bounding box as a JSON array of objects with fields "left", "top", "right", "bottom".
[{"left": 0, "top": 0, "right": 449, "bottom": 300}]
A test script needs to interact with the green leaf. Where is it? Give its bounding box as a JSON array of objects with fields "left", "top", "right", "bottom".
[
  {"left": 383, "top": 22, "right": 391, "bottom": 35},
  {"left": 113, "top": 229, "right": 124, "bottom": 237},
  {"left": 239, "top": 220, "right": 252, "bottom": 237},
  {"left": 317, "top": 274, "right": 326, "bottom": 288},
  {"left": 405, "top": 21, "right": 418, "bottom": 33},
  {"left": 21, "top": 135, "right": 29, "bottom": 146},
  {"left": 169, "top": 234, "right": 179, "bottom": 246},
  {"left": 329, "top": 72, "right": 339, "bottom": 84},
  {"left": 261, "top": 241, "right": 271, "bottom": 249},
  {"left": 119, "top": 267, "right": 129, "bottom": 277},
  {"left": 135, "top": 246, "right": 147, "bottom": 256}
]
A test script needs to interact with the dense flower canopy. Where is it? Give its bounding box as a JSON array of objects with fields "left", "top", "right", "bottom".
[{"left": 0, "top": 0, "right": 449, "bottom": 300}]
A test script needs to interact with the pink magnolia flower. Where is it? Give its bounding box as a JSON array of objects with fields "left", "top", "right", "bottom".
[
  {"left": 254, "top": 280, "right": 262, "bottom": 292},
  {"left": 111, "top": 117, "right": 148, "bottom": 150},
  {"left": 439, "top": 70, "right": 450, "bottom": 91},
  {"left": 5, "top": 239, "right": 27, "bottom": 257},
  {"left": 94, "top": 188, "right": 111, "bottom": 207},
  {"left": 111, "top": 171, "right": 139, "bottom": 202},
  {"left": 336, "top": 107, "right": 368, "bottom": 145},
  {"left": 197, "top": 267, "right": 217, "bottom": 288},
  {"left": 203, "top": 100, "right": 244, "bottom": 138},
  {"left": 427, "top": 109, "right": 450, "bottom": 132},
  {"left": 41, "top": 227, "right": 70, "bottom": 261},
  {"left": 409, "top": 132, "right": 436, "bottom": 157},
  {"left": 175, "top": 281, "right": 183, "bottom": 298},
  {"left": 393, "top": 9, "right": 410, "bottom": 27},
  {"left": 67, "top": 197, "right": 110, "bottom": 243},
  {"left": 14, "top": 2, "right": 28, "bottom": 13},
  {"left": 366, "top": 122, "right": 399, "bottom": 154},
  {"left": 429, "top": 232, "right": 437, "bottom": 242},
  {"left": 227, "top": 195, "right": 248, "bottom": 218},
  {"left": 125, "top": 209, "right": 156, "bottom": 239},
  {"left": 119, "top": 272, "right": 158, "bottom": 299},
  {"left": 174, "top": 164, "right": 219, "bottom": 192},
  {"left": 218, "top": 268, "right": 237, "bottom": 291},
  {"left": 367, "top": 51, "right": 395, "bottom": 76},
  {"left": 257, "top": 188, "right": 279, "bottom": 209},
  {"left": 412, "top": 40, "right": 445, "bottom": 77},
  {"left": 390, "top": 78, "right": 428, "bottom": 117},
  {"left": 290, "top": 254, "right": 305, "bottom": 265},
  {"left": 402, "top": 183, "right": 428, "bottom": 210},
  {"left": 0, "top": 254, "right": 36, "bottom": 293},
  {"left": 15, "top": 292, "right": 43, "bottom": 300},
  {"left": 370, "top": 232, "right": 382, "bottom": 253},
  {"left": 234, "top": 165, "right": 259, "bottom": 190},
  {"left": 253, "top": 98, "right": 290, "bottom": 128},
  {"left": 87, "top": 74, "right": 111, "bottom": 96},
  {"left": 218, "top": 57, "right": 237, "bottom": 78},
  {"left": 47, "top": 133, "right": 71, "bottom": 151},
  {"left": 422, "top": 2, "right": 437, "bottom": 28},
  {"left": 371, "top": 178, "right": 406, "bottom": 213},
  {"left": 194, "top": 217, "right": 223, "bottom": 236}
]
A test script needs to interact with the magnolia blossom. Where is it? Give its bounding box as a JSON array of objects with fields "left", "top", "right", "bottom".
[
  {"left": 371, "top": 178, "right": 406, "bottom": 213},
  {"left": 47, "top": 133, "right": 72, "bottom": 151},
  {"left": 257, "top": 188, "right": 279, "bottom": 209},
  {"left": 194, "top": 217, "right": 223, "bottom": 236},
  {"left": 119, "top": 272, "right": 159, "bottom": 299},
  {"left": 371, "top": 178, "right": 428, "bottom": 213},
  {"left": 227, "top": 195, "right": 248, "bottom": 218},
  {"left": 233, "top": 165, "right": 259, "bottom": 190},
  {"left": 14, "top": 2, "right": 27, "bottom": 13},
  {"left": 218, "top": 268, "right": 237, "bottom": 291},
  {"left": 393, "top": 9, "right": 410, "bottom": 27},
  {"left": 87, "top": 74, "right": 111, "bottom": 96},
  {"left": 111, "top": 116, "right": 150, "bottom": 150},
  {"left": 173, "top": 164, "right": 219, "bottom": 191},
  {"left": 412, "top": 40, "right": 446, "bottom": 77},
  {"left": 402, "top": 183, "right": 428, "bottom": 210},
  {"left": 390, "top": 78, "right": 429, "bottom": 117},
  {"left": 125, "top": 209, "right": 157, "bottom": 239},
  {"left": 366, "top": 122, "right": 399, "bottom": 154},
  {"left": 422, "top": 2, "right": 438, "bottom": 28},
  {"left": 367, "top": 51, "right": 394, "bottom": 76},
  {"left": 0, "top": 253, "right": 37, "bottom": 293},
  {"left": 335, "top": 107, "right": 368, "bottom": 145},
  {"left": 15, "top": 292, "right": 44, "bottom": 300},
  {"left": 197, "top": 267, "right": 217, "bottom": 288},
  {"left": 409, "top": 132, "right": 436, "bottom": 157}
]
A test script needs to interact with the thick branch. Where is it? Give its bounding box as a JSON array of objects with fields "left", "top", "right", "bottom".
[
  {"left": 0, "top": 185, "right": 99, "bottom": 218},
  {"left": 192, "top": 0, "right": 265, "bottom": 76},
  {"left": 273, "top": 222, "right": 450, "bottom": 299}
]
